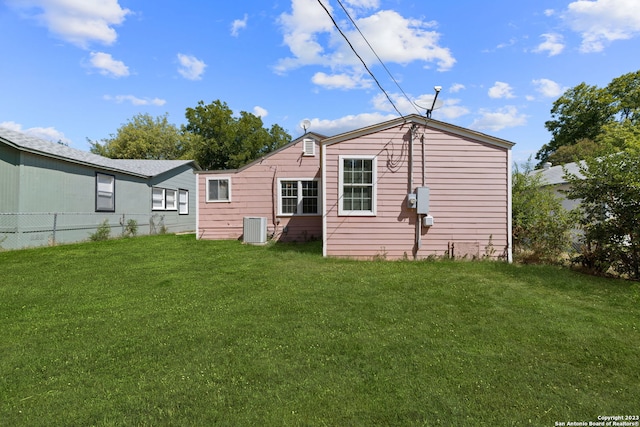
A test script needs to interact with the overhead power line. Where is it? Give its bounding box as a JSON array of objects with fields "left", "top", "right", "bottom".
[
  {"left": 334, "top": 0, "right": 422, "bottom": 116},
  {"left": 316, "top": 0, "right": 404, "bottom": 118}
]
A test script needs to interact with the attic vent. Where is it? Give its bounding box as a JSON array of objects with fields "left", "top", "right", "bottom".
[
  {"left": 243, "top": 217, "right": 267, "bottom": 245},
  {"left": 302, "top": 138, "right": 315, "bottom": 156}
]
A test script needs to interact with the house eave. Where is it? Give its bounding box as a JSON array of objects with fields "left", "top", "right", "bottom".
[{"left": 321, "top": 114, "right": 515, "bottom": 150}]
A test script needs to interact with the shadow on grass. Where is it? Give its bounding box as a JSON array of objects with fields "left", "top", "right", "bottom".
[{"left": 266, "top": 239, "right": 323, "bottom": 255}]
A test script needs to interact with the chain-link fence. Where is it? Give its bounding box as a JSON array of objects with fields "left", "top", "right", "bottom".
[{"left": 0, "top": 212, "right": 172, "bottom": 250}]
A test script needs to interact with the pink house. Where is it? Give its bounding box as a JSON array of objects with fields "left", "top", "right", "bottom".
[
  {"left": 196, "top": 133, "right": 324, "bottom": 243},
  {"left": 196, "top": 114, "right": 514, "bottom": 261}
]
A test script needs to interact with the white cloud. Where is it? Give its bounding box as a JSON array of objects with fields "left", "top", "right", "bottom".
[
  {"left": 563, "top": 0, "right": 640, "bottom": 52},
  {"left": 88, "top": 52, "right": 129, "bottom": 77},
  {"left": 306, "top": 112, "right": 398, "bottom": 136},
  {"left": 344, "top": 0, "right": 379, "bottom": 8},
  {"left": 253, "top": 106, "right": 268, "bottom": 117},
  {"left": 177, "top": 53, "right": 206, "bottom": 80},
  {"left": 311, "top": 72, "right": 371, "bottom": 89},
  {"left": 7, "top": 0, "right": 130, "bottom": 48},
  {"left": 470, "top": 106, "right": 528, "bottom": 132},
  {"left": 348, "top": 10, "right": 455, "bottom": 71},
  {"left": 532, "top": 78, "right": 567, "bottom": 98},
  {"left": 103, "top": 95, "right": 166, "bottom": 106},
  {"left": 449, "top": 83, "right": 466, "bottom": 93},
  {"left": 438, "top": 99, "right": 470, "bottom": 120},
  {"left": 544, "top": 9, "right": 556, "bottom": 17},
  {"left": 488, "top": 82, "right": 515, "bottom": 99},
  {"left": 276, "top": 0, "right": 455, "bottom": 77},
  {"left": 533, "top": 33, "right": 565, "bottom": 56},
  {"left": 0, "top": 121, "right": 72, "bottom": 144},
  {"left": 231, "top": 14, "right": 248, "bottom": 37}
]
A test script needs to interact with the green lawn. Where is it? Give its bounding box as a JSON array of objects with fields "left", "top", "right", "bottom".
[{"left": 1, "top": 235, "right": 639, "bottom": 426}]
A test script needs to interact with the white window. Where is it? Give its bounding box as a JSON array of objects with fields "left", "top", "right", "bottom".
[
  {"left": 302, "top": 138, "right": 315, "bottom": 156},
  {"left": 178, "top": 189, "right": 189, "bottom": 215},
  {"left": 96, "top": 173, "right": 115, "bottom": 212},
  {"left": 152, "top": 187, "right": 165, "bottom": 210},
  {"left": 339, "top": 156, "right": 376, "bottom": 216},
  {"left": 152, "top": 187, "right": 178, "bottom": 211},
  {"left": 166, "top": 189, "right": 177, "bottom": 210},
  {"left": 278, "top": 179, "right": 320, "bottom": 215},
  {"left": 206, "top": 178, "right": 231, "bottom": 202}
]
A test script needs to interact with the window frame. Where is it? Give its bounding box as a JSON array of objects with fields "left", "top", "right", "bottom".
[
  {"left": 178, "top": 189, "right": 189, "bottom": 215},
  {"left": 152, "top": 187, "right": 166, "bottom": 210},
  {"left": 95, "top": 172, "right": 115, "bottom": 212},
  {"left": 338, "top": 155, "right": 377, "bottom": 216},
  {"left": 165, "top": 189, "right": 177, "bottom": 210},
  {"left": 152, "top": 187, "right": 178, "bottom": 211},
  {"left": 206, "top": 177, "right": 232, "bottom": 203},
  {"left": 277, "top": 178, "right": 321, "bottom": 216}
]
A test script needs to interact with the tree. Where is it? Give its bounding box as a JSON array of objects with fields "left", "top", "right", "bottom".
[
  {"left": 537, "top": 83, "right": 614, "bottom": 166},
  {"left": 566, "top": 148, "right": 640, "bottom": 279},
  {"left": 90, "top": 113, "right": 185, "bottom": 160},
  {"left": 546, "top": 138, "right": 602, "bottom": 166},
  {"left": 536, "top": 70, "right": 640, "bottom": 166},
  {"left": 183, "top": 100, "right": 291, "bottom": 170},
  {"left": 512, "top": 161, "right": 576, "bottom": 263},
  {"left": 607, "top": 70, "right": 640, "bottom": 122}
]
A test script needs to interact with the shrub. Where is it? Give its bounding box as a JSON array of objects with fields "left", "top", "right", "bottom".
[
  {"left": 90, "top": 219, "right": 111, "bottom": 241},
  {"left": 512, "top": 161, "right": 577, "bottom": 264},
  {"left": 123, "top": 219, "right": 138, "bottom": 237}
]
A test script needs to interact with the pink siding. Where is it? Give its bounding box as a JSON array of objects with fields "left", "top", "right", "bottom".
[
  {"left": 324, "top": 123, "right": 510, "bottom": 260},
  {"left": 197, "top": 139, "right": 322, "bottom": 242}
]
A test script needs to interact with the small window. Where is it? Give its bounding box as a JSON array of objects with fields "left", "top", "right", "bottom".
[
  {"left": 278, "top": 179, "right": 320, "bottom": 215},
  {"left": 152, "top": 187, "right": 165, "bottom": 210},
  {"left": 339, "top": 156, "right": 376, "bottom": 216},
  {"left": 207, "top": 178, "right": 231, "bottom": 202},
  {"left": 152, "top": 187, "right": 178, "bottom": 211},
  {"left": 178, "top": 189, "right": 189, "bottom": 215},
  {"left": 96, "top": 173, "right": 115, "bottom": 212},
  {"left": 166, "top": 189, "right": 177, "bottom": 210},
  {"left": 302, "top": 138, "right": 315, "bottom": 156}
]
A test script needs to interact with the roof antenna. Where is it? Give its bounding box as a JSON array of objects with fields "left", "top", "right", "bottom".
[{"left": 414, "top": 86, "right": 443, "bottom": 118}]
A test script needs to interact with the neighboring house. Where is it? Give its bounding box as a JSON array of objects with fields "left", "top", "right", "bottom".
[
  {"left": 0, "top": 127, "right": 199, "bottom": 250},
  {"left": 197, "top": 114, "right": 515, "bottom": 261},
  {"left": 537, "top": 161, "right": 584, "bottom": 212}
]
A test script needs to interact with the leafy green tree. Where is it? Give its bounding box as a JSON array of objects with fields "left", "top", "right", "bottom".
[
  {"left": 606, "top": 70, "right": 640, "bottom": 122},
  {"left": 546, "top": 138, "right": 601, "bottom": 166},
  {"left": 566, "top": 148, "right": 640, "bottom": 279},
  {"left": 537, "top": 83, "right": 614, "bottom": 166},
  {"left": 536, "top": 70, "right": 640, "bottom": 166},
  {"left": 90, "top": 113, "right": 185, "bottom": 160},
  {"left": 512, "top": 161, "right": 576, "bottom": 264},
  {"left": 183, "top": 100, "right": 291, "bottom": 170},
  {"left": 596, "top": 119, "right": 640, "bottom": 151}
]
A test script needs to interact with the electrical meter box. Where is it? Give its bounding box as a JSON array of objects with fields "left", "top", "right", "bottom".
[{"left": 416, "top": 187, "right": 430, "bottom": 214}]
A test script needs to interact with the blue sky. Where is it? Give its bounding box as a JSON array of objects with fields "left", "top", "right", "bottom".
[{"left": 1, "top": 0, "right": 639, "bottom": 164}]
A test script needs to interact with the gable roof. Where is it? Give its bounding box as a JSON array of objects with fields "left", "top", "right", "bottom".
[
  {"left": 322, "top": 114, "right": 515, "bottom": 150},
  {"left": 194, "top": 131, "right": 327, "bottom": 174},
  {"left": 0, "top": 127, "right": 197, "bottom": 178},
  {"left": 537, "top": 161, "right": 585, "bottom": 186}
]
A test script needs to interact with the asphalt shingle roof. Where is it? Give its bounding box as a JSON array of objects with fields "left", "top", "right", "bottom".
[
  {"left": 537, "top": 161, "right": 585, "bottom": 186},
  {"left": 0, "top": 127, "right": 195, "bottom": 178}
]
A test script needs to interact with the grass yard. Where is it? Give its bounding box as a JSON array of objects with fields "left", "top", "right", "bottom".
[{"left": 1, "top": 234, "right": 639, "bottom": 426}]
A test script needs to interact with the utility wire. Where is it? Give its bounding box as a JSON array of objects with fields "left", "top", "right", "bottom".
[
  {"left": 334, "top": 0, "right": 422, "bottom": 116},
  {"left": 316, "top": 0, "right": 404, "bottom": 118}
]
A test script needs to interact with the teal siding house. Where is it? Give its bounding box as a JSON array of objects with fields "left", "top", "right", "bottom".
[{"left": 0, "top": 127, "right": 199, "bottom": 250}]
